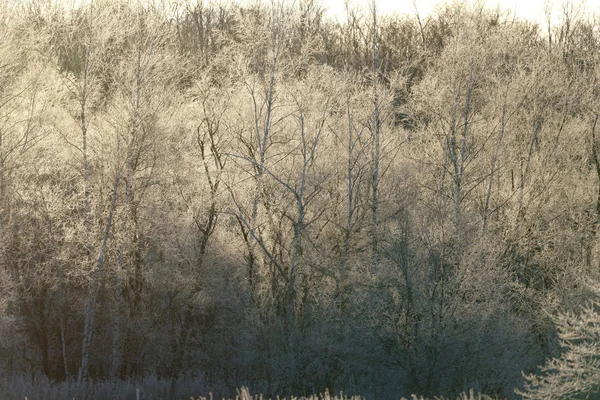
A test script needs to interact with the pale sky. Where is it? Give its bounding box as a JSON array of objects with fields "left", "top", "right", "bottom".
[
  {"left": 321, "top": 0, "right": 600, "bottom": 26},
  {"left": 34, "top": 0, "right": 600, "bottom": 27}
]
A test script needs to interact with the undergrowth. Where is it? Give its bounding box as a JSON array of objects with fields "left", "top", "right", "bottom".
[{"left": 5, "top": 375, "right": 501, "bottom": 400}]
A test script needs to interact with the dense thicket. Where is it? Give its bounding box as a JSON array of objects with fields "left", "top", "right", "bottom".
[{"left": 2, "top": 0, "right": 600, "bottom": 399}]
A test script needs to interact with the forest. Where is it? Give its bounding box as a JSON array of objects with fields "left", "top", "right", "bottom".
[{"left": 3, "top": 0, "right": 600, "bottom": 398}]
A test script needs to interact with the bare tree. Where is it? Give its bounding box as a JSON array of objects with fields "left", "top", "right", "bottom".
[
  {"left": 370, "top": 0, "right": 381, "bottom": 269},
  {"left": 78, "top": 168, "right": 121, "bottom": 389}
]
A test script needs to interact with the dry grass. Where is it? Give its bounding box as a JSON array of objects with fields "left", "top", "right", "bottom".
[
  {"left": 7, "top": 376, "right": 500, "bottom": 400},
  {"left": 191, "top": 387, "right": 500, "bottom": 400},
  {"left": 191, "top": 386, "right": 364, "bottom": 400}
]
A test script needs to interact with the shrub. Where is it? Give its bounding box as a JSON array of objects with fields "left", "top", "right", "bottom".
[{"left": 518, "top": 301, "right": 600, "bottom": 399}]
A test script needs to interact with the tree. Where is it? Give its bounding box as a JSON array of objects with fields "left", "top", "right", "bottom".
[{"left": 520, "top": 297, "right": 600, "bottom": 400}]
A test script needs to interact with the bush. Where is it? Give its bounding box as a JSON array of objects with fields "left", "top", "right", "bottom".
[{"left": 519, "top": 301, "right": 600, "bottom": 399}]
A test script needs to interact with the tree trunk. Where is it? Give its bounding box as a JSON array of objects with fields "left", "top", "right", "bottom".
[
  {"left": 371, "top": 0, "right": 380, "bottom": 271},
  {"left": 78, "top": 170, "right": 120, "bottom": 390},
  {"left": 483, "top": 83, "right": 509, "bottom": 232}
]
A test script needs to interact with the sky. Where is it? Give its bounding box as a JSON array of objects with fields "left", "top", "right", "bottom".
[
  {"left": 321, "top": 0, "right": 600, "bottom": 26},
  {"left": 20, "top": 0, "right": 600, "bottom": 27}
]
